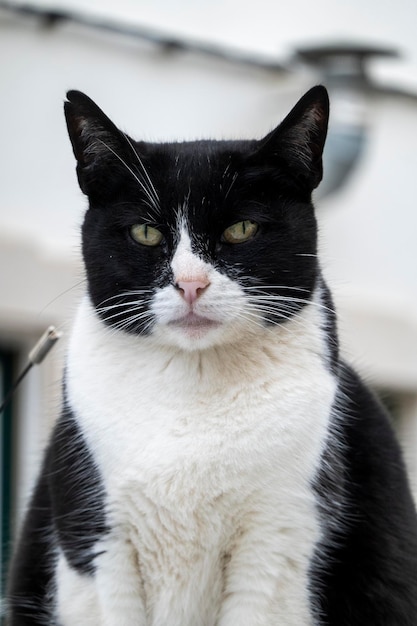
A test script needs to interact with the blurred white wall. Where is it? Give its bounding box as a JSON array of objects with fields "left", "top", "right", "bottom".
[{"left": 1, "top": 0, "right": 417, "bottom": 514}]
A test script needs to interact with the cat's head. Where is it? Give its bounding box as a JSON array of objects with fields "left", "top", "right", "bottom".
[{"left": 64, "top": 87, "right": 329, "bottom": 351}]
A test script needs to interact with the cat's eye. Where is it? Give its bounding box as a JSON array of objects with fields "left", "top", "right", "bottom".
[
  {"left": 222, "top": 220, "right": 258, "bottom": 244},
  {"left": 130, "top": 224, "right": 164, "bottom": 247}
]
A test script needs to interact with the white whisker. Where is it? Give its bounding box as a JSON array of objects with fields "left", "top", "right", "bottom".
[
  {"left": 97, "top": 139, "right": 160, "bottom": 215},
  {"left": 122, "top": 133, "right": 160, "bottom": 209},
  {"left": 242, "top": 285, "right": 309, "bottom": 293},
  {"left": 245, "top": 292, "right": 334, "bottom": 315},
  {"left": 97, "top": 290, "right": 153, "bottom": 306},
  {"left": 224, "top": 171, "right": 238, "bottom": 199}
]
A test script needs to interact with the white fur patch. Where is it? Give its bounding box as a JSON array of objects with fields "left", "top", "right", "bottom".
[
  {"left": 60, "top": 251, "right": 337, "bottom": 625},
  {"left": 55, "top": 551, "right": 99, "bottom": 625}
]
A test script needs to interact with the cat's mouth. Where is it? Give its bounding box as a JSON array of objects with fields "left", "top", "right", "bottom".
[{"left": 168, "top": 312, "right": 221, "bottom": 332}]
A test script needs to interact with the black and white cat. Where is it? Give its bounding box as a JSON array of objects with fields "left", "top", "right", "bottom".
[{"left": 8, "top": 86, "right": 417, "bottom": 625}]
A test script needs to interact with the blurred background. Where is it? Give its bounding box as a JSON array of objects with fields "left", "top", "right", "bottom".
[{"left": 0, "top": 0, "right": 417, "bottom": 607}]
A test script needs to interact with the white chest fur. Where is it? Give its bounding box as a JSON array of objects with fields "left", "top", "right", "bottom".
[{"left": 60, "top": 297, "right": 336, "bottom": 626}]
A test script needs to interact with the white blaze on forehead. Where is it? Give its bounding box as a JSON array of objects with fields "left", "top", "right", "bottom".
[{"left": 171, "top": 224, "right": 211, "bottom": 283}]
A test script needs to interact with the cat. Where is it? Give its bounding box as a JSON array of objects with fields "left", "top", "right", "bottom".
[{"left": 7, "top": 86, "right": 417, "bottom": 625}]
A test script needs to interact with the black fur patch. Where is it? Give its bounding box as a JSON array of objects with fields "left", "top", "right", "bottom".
[
  {"left": 48, "top": 398, "right": 108, "bottom": 574},
  {"left": 7, "top": 397, "right": 108, "bottom": 624},
  {"left": 311, "top": 364, "right": 417, "bottom": 625}
]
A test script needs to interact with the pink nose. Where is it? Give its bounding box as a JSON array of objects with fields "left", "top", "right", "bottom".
[{"left": 176, "top": 279, "right": 210, "bottom": 304}]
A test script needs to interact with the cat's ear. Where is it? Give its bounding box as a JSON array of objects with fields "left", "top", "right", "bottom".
[
  {"left": 256, "top": 85, "right": 329, "bottom": 190},
  {"left": 64, "top": 91, "right": 130, "bottom": 196}
]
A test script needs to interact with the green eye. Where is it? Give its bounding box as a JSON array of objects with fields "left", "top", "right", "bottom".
[
  {"left": 222, "top": 220, "right": 258, "bottom": 244},
  {"left": 130, "top": 224, "right": 164, "bottom": 247}
]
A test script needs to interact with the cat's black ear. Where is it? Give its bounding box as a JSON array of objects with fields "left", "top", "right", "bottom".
[
  {"left": 256, "top": 85, "right": 329, "bottom": 190},
  {"left": 64, "top": 91, "right": 129, "bottom": 196}
]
